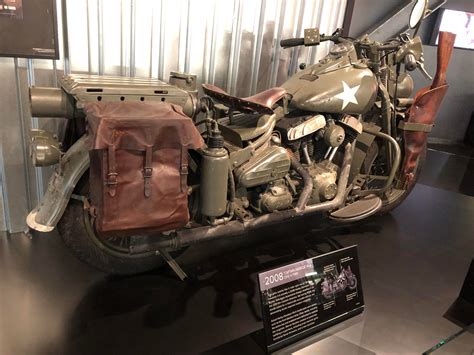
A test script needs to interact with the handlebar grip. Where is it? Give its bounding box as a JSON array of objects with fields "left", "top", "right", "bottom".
[
  {"left": 404, "top": 54, "right": 417, "bottom": 71},
  {"left": 280, "top": 38, "right": 305, "bottom": 48}
]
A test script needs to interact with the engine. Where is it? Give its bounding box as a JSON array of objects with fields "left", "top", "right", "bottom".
[
  {"left": 251, "top": 179, "right": 293, "bottom": 213},
  {"left": 235, "top": 112, "right": 361, "bottom": 215},
  {"left": 234, "top": 145, "right": 290, "bottom": 188}
]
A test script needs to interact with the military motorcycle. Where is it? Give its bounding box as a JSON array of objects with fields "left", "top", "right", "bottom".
[
  {"left": 26, "top": 0, "right": 456, "bottom": 275},
  {"left": 321, "top": 266, "right": 358, "bottom": 299}
]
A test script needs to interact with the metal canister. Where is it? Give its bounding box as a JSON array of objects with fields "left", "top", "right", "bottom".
[{"left": 200, "top": 140, "right": 229, "bottom": 218}]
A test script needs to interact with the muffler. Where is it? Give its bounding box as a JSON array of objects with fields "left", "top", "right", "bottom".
[{"left": 29, "top": 87, "right": 74, "bottom": 118}]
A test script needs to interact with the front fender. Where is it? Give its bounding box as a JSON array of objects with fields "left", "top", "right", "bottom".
[
  {"left": 400, "top": 31, "right": 456, "bottom": 188},
  {"left": 26, "top": 135, "right": 90, "bottom": 232}
]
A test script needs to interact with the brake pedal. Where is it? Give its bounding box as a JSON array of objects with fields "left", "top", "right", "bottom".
[{"left": 329, "top": 194, "right": 382, "bottom": 222}]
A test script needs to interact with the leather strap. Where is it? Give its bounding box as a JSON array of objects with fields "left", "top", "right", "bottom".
[
  {"left": 106, "top": 144, "right": 117, "bottom": 197},
  {"left": 143, "top": 145, "right": 153, "bottom": 197},
  {"left": 398, "top": 120, "right": 433, "bottom": 133},
  {"left": 180, "top": 146, "right": 189, "bottom": 193}
]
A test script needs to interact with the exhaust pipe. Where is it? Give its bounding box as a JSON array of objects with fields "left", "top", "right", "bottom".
[{"left": 131, "top": 143, "right": 353, "bottom": 253}]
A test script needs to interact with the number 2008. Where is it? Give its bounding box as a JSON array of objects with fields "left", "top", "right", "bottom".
[{"left": 264, "top": 272, "right": 284, "bottom": 285}]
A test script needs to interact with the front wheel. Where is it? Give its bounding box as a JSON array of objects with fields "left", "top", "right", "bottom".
[{"left": 57, "top": 175, "right": 166, "bottom": 275}]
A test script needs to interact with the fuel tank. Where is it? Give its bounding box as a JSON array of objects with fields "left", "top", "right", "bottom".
[{"left": 282, "top": 43, "right": 378, "bottom": 115}]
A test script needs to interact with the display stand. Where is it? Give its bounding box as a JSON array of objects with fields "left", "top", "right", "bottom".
[
  {"left": 205, "top": 313, "right": 368, "bottom": 354},
  {"left": 258, "top": 245, "right": 364, "bottom": 352}
]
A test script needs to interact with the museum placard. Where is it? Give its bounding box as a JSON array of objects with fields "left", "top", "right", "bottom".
[{"left": 258, "top": 245, "right": 364, "bottom": 352}]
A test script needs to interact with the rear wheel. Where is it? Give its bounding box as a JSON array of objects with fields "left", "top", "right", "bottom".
[{"left": 57, "top": 175, "right": 166, "bottom": 275}]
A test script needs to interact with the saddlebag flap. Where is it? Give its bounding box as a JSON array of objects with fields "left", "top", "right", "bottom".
[{"left": 85, "top": 102, "right": 204, "bottom": 236}]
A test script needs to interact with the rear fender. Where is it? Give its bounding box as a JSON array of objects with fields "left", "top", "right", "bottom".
[{"left": 26, "top": 135, "right": 90, "bottom": 232}]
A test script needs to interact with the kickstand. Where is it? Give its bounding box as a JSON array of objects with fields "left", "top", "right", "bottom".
[{"left": 157, "top": 248, "right": 188, "bottom": 281}]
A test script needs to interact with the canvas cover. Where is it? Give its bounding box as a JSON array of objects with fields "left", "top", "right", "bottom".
[{"left": 85, "top": 101, "right": 204, "bottom": 236}]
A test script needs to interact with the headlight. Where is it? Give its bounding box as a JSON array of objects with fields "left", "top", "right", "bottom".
[{"left": 30, "top": 129, "right": 61, "bottom": 167}]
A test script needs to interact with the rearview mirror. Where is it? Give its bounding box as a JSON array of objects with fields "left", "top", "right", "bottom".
[{"left": 409, "top": 0, "right": 428, "bottom": 35}]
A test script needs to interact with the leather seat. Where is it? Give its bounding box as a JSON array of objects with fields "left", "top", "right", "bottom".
[{"left": 202, "top": 84, "right": 286, "bottom": 114}]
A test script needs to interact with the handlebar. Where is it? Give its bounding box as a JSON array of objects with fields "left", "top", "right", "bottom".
[
  {"left": 280, "top": 29, "right": 342, "bottom": 49},
  {"left": 280, "top": 37, "right": 305, "bottom": 48},
  {"left": 279, "top": 29, "right": 429, "bottom": 78},
  {"left": 280, "top": 35, "right": 335, "bottom": 49}
]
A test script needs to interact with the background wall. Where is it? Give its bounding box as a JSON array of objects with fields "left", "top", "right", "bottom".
[
  {"left": 349, "top": 0, "right": 474, "bottom": 144},
  {"left": 347, "top": 0, "right": 404, "bottom": 38},
  {"left": 0, "top": 0, "right": 347, "bottom": 233}
]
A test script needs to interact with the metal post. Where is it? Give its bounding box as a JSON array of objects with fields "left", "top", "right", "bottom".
[
  {"left": 52, "top": 60, "right": 58, "bottom": 86},
  {"left": 269, "top": 0, "right": 286, "bottom": 87},
  {"left": 184, "top": 0, "right": 192, "bottom": 73},
  {"left": 208, "top": 0, "right": 218, "bottom": 84},
  {"left": 309, "top": 0, "right": 324, "bottom": 64},
  {"left": 227, "top": 0, "right": 243, "bottom": 95},
  {"left": 14, "top": 58, "right": 32, "bottom": 211},
  {"left": 327, "top": 0, "right": 339, "bottom": 42},
  {"left": 0, "top": 145, "right": 11, "bottom": 232},
  {"left": 250, "top": 0, "right": 266, "bottom": 95},
  {"left": 120, "top": 0, "right": 125, "bottom": 76},
  {"left": 201, "top": 9, "right": 209, "bottom": 83},
  {"left": 129, "top": 0, "right": 136, "bottom": 77},
  {"left": 97, "top": 0, "right": 104, "bottom": 75},
  {"left": 26, "top": 60, "right": 36, "bottom": 129},
  {"left": 61, "top": 0, "right": 71, "bottom": 74},
  {"left": 289, "top": 0, "right": 305, "bottom": 76},
  {"left": 86, "top": 0, "right": 92, "bottom": 73},
  {"left": 26, "top": 59, "right": 43, "bottom": 201},
  {"left": 149, "top": 5, "right": 155, "bottom": 78},
  {"left": 177, "top": 1, "right": 183, "bottom": 73},
  {"left": 158, "top": 0, "right": 165, "bottom": 80},
  {"left": 336, "top": 0, "right": 348, "bottom": 29}
]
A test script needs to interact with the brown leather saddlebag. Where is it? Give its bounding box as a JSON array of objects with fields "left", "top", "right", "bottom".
[{"left": 85, "top": 102, "right": 204, "bottom": 236}]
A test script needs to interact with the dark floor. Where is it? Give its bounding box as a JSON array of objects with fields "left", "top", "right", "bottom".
[
  {"left": 0, "top": 147, "right": 473, "bottom": 354},
  {"left": 428, "top": 143, "right": 474, "bottom": 159},
  {"left": 423, "top": 143, "right": 474, "bottom": 196}
]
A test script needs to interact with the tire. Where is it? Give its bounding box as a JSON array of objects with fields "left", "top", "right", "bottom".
[{"left": 57, "top": 175, "right": 165, "bottom": 275}]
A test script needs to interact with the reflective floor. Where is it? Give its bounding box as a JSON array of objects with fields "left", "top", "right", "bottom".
[
  {"left": 0, "top": 148, "right": 473, "bottom": 354},
  {"left": 420, "top": 144, "right": 474, "bottom": 197}
]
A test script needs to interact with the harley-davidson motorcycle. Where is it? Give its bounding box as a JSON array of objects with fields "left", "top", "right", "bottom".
[
  {"left": 321, "top": 266, "right": 358, "bottom": 299},
  {"left": 26, "top": 0, "right": 456, "bottom": 275},
  {"left": 321, "top": 266, "right": 357, "bottom": 299}
]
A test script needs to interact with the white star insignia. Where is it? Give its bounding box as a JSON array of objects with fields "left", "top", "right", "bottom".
[{"left": 335, "top": 81, "right": 360, "bottom": 110}]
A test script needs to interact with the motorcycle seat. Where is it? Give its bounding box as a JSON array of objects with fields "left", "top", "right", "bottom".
[{"left": 202, "top": 84, "right": 286, "bottom": 114}]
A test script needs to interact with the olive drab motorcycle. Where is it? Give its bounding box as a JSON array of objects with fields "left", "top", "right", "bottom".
[{"left": 26, "top": 0, "right": 456, "bottom": 275}]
